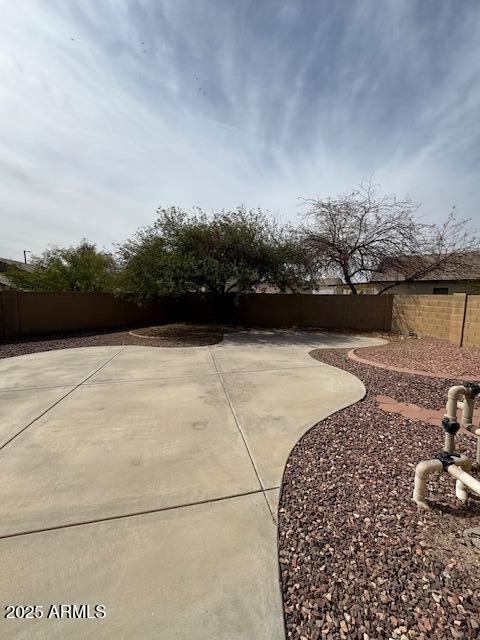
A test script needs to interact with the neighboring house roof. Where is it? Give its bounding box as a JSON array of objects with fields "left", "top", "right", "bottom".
[
  {"left": 254, "top": 278, "right": 344, "bottom": 293},
  {"left": 316, "top": 277, "right": 343, "bottom": 286},
  {"left": 0, "top": 257, "right": 36, "bottom": 273},
  {"left": 252, "top": 284, "right": 279, "bottom": 293},
  {"left": 0, "top": 273, "right": 13, "bottom": 288},
  {"left": 368, "top": 252, "right": 480, "bottom": 284},
  {"left": 0, "top": 256, "right": 36, "bottom": 289}
]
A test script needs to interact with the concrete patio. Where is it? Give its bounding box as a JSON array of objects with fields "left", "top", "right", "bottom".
[{"left": 0, "top": 330, "right": 384, "bottom": 639}]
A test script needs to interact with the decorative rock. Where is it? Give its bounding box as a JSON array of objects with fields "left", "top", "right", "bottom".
[{"left": 279, "top": 348, "right": 480, "bottom": 640}]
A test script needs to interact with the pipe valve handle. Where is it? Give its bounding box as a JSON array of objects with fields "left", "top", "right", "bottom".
[{"left": 441, "top": 416, "right": 460, "bottom": 435}]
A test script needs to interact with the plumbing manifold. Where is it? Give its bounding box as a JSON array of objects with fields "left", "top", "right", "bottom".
[{"left": 413, "top": 383, "right": 480, "bottom": 510}]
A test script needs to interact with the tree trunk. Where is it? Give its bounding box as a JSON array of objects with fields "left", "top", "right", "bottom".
[{"left": 343, "top": 272, "right": 358, "bottom": 294}]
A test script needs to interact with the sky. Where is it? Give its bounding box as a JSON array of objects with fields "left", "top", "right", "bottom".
[{"left": 1, "top": 0, "right": 479, "bottom": 260}]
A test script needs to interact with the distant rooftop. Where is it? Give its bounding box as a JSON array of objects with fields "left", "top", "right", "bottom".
[
  {"left": 0, "top": 256, "right": 36, "bottom": 289},
  {"left": 369, "top": 252, "right": 480, "bottom": 283},
  {"left": 0, "top": 256, "right": 36, "bottom": 273}
]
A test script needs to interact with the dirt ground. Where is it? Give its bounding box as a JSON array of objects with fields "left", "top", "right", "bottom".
[{"left": 0, "top": 323, "right": 241, "bottom": 358}]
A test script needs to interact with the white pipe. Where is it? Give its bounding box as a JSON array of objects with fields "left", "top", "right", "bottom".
[
  {"left": 448, "top": 465, "right": 480, "bottom": 497},
  {"left": 461, "top": 396, "right": 474, "bottom": 426},
  {"left": 461, "top": 424, "right": 480, "bottom": 464},
  {"left": 453, "top": 458, "right": 472, "bottom": 503},
  {"left": 444, "top": 433, "right": 455, "bottom": 455},
  {"left": 444, "top": 387, "right": 464, "bottom": 453},
  {"left": 413, "top": 459, "right": 443, "bottom": 510},
  {"left": 455, "top": 479, "right": 469, "bottom": 503},
  {"left": 446, "top": 385, "right": 466, "bottom": 420},
  {"left": 445, "top": 385, "right": 480, "bottom": 464},
  {"left": 413, "top": 455, "right": 471, "bottom": 510}
]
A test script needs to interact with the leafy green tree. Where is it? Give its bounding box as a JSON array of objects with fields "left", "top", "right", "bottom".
[
  {"left": 118, "top": 206, "right": 313, "bottom": 300},
  {"left": 7, "top": 241, "right": 119, "bottom": 293}
]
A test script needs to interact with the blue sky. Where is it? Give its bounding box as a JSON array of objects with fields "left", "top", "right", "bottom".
[{"left": 1, "top": 0, "right": 479, "bottom": 259}]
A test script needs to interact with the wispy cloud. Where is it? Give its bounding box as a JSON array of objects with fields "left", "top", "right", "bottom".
[{"left": 1, "top": 0, "right": 479, "bottom": 258}]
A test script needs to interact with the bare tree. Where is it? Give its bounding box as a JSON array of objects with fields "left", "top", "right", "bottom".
[{"left": 300, "top": 182, "right": 479, "bottom": 294}]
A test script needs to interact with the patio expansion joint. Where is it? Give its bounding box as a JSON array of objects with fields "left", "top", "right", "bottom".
[
  {"left": 0, "top": 346, "right": 127, "bottom": 452},
  {"left": 80, "top": 362, "right": 320, "bottom": 388},
  {"left": 207, "top": 346, "right": 276, "bottom": 523},
  {"left": 0, "top": 488, "right": 275, "bottom": 541},
  {"left": 0, "top": 382, "right": 78, "bottom": 394}
]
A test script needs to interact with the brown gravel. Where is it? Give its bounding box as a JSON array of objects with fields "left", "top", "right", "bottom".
[
  {"left": 279, "top": 349, "right": 480, "bottom": 640},
  {"left": 360, "top": 337, "right": 480, "bottom": 379},
  {"left": 0, "top": 323, "right": 238, "bottom": 359}
]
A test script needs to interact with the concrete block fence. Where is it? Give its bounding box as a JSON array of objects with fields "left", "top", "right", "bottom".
[
  {"left": 392, "top": 293, "right": 480, "bottom": 347},
  {"left": 0, "top": 290, "right": 479, "bottom": 347}
]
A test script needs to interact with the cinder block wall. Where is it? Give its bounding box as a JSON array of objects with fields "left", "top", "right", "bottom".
[
  {"left": 463, "top": 295, "right": 480, "bottom": 348},
  {"left": 392, "top": 294, "right": 469, "bottom": 346}
]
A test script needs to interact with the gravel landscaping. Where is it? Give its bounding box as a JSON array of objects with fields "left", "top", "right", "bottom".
[
  {"left": 359, "top": 337, "right": 480, "bottom": 379},
  {"left": 279, "top": 349, "right": 480, "bottom": 640},
  {"left": 0, "top": 323, "right": 238, "bottom": 358}
]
